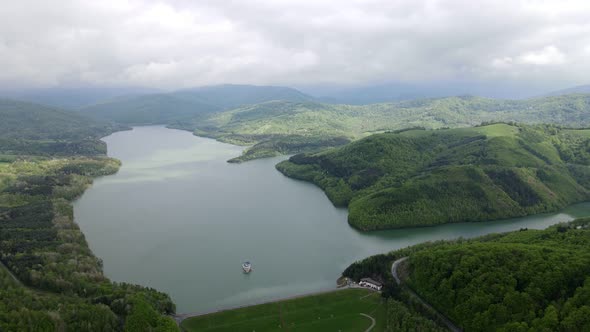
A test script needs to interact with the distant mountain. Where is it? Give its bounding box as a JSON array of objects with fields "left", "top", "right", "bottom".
[
  {"left": 79, "top": 93, "right": 221, "bottom": 125},
  {"left": 0, "top": 86, "right": 158, "bottom": 109},
  {"left": 78, "top": 84, "right": 315, "bottom": 124},
  {"left": 0, "top": 99, "right": 119, "bottom": 140},
  {"left": 311, "top": 82, "right": 458, "bottom": 104},
  {"left": 542, "top": 84, "right": 590, "bottom": 97},
  {"left": 171, "top": 84, "right": 315, "bottom": 109},
  {"left": 305, "top": 81, "right": 549, "bottom": 104}
]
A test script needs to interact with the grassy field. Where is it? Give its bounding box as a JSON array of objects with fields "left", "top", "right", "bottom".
[{"left": 180, "top": 289, "right": 385, "bottom": 332}]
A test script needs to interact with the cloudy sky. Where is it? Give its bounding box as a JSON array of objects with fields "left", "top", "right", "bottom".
[{"left": 1, "top": 0, "right": 589, "bottom": 90}]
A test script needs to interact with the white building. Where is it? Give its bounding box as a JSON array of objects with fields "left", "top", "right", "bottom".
[{"left": 359, "top": 277, "right": 382, "bottom": 291}]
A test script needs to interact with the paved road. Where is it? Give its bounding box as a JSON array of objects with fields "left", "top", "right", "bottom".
[
  {"left": 360, "top": 313, "right": 376, "bottom": 332},
  {"left": 391, "top": 257, "right": 408, "bottom": 285},
  {"left": 391, "top": 257, "right": 462, "bottom": 332}
]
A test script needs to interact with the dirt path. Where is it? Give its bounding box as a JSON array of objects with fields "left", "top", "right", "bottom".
[
  {"left": 360, "top": 313, "right": 376, "bottom": 332},
  {"left": 0, "top": 260, "right": 23, "bottom": 287},
  {"left": 359, "top": 291, "right": 377, "bottom": 300}
]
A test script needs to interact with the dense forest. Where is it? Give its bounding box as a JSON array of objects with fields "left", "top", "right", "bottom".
[
  {"left": 169, "top": 93, "right": 590, "bottom": 161},
  {"left": 0, "top": 99, "right": 127, "bottom": 157},
  {"left": 343, "top": 218, "right": 590, "bottom": 331},
  {"left": 384, "top": 299, "right": 448, "bottom": 332},
  {"left": 0, "top": 100, "right": 177, "bottom": 331},
  {"left": 277, "top": 123, "right": 590, "bottom": 230}
]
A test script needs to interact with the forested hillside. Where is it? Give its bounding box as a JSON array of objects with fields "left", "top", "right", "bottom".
[
  {"left": 408, "top": 220, "right": 590, "bottom": 331},
  {"left": 343, "top": 219, "right": 590, "bottom": 331},
  {"left": 174, "top": 93, "right": 590, "bottom": 162},
  {"left": 277, "top": 123, "right": 590, "bottom": 230},
  {"left": 0, "top": 101, "right": 177, "bottom": 331},
  {"left": 0, "top": 99, "right": 125, "bottom": 156}
]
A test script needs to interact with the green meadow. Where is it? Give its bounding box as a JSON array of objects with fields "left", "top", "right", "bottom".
[{"left": 181, "top": 289, "right": 385, "bottom": 332}]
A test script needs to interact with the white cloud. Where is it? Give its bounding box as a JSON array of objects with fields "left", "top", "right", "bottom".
[
  {"left": 517, "top": 46, "right": 566, "bottom": 65},
  {"left": 0, "top": 0, "right": 589, "bottom": 88}
]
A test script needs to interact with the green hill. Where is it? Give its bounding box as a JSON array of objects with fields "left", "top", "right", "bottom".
[
  {"left": 0, "top": 99, "right": 120, "bottom": 140},
  {"left": 79, "top": 84, "right": 315, "bottom": 125},
  {"left": 343, "top": 218, "right": 590, "bottom": 331},
  {"left": 276, "top": 123, "right": 590, "bottom": 230},
  {"left": 0, "top": 99, "right": 124, "bottom": 156},
  {"left": 176, "top": 93, "right": 590, "bottom": 162}
]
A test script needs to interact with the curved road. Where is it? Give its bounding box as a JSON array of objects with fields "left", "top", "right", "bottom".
[
  {"left": 391, "top": 257, "right": 462, "bottom": 332},
  {"left": 391, "top": 257, "right": 408, "bottom": 285},
  {"left": 360, "top": 313, "right": 376, "bottom": 332}
]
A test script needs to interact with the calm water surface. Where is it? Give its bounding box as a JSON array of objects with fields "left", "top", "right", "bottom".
[{"left": 74, "top": 126, "right": 590, "bottom": 313}]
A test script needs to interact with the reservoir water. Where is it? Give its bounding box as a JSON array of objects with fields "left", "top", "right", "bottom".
[{"left": 74, "top": 126, "right": 590, "bottom": 313}]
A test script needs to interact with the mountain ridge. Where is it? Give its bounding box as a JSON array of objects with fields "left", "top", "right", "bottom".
[
  {"left": 176, "top": 93, "right": 590, "bottom": 162},
  {"left": 78, "top": 84, "right": 316, "bottom": 124}
]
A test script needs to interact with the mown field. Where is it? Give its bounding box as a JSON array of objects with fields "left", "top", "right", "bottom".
[{"left": 181, "top": 289, "right": 386, "bottom": 332}]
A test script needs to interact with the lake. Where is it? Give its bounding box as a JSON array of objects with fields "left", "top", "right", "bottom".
[{"left": 74, "top": 126, "right": 590, "bottom": 313}]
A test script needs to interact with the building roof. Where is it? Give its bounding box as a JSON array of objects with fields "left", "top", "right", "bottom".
[{"left": 360, "top": 277, "right": 382, "bottom": 286}]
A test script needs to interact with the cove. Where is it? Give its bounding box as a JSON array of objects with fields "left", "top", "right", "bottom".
[{"left": 74, "top": 126, "right": 590, "bottom": 313}]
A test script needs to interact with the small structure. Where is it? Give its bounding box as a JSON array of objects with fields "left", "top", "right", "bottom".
[
  {"left": 359, "top": 277, "right": 382, "bottom": 291},
  {"left": 337, "top": 276, "right": 350, "bottom": 288},
  {"left": 242, "top": 261, "right": 252, "bottom": 273}
]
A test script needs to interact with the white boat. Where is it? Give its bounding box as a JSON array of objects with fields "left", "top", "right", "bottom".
[{"left": 242, "top": 261, "right": 252, "bottom": 273}]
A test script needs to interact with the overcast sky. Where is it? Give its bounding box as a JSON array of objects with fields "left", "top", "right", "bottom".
[{"left": 1, "top": 0, "right": 589, "bottom": 90}]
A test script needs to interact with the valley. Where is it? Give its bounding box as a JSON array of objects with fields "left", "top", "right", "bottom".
[
  {"left": 3, "top": 2, "right": 589, "bottom": 330},
  {"left": 3, "top": 90, "right": 590, "bottom": 331}
]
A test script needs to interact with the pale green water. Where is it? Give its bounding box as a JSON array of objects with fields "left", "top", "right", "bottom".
[{"left": 74, "top": 126, "right": 590, "bottom": 313}]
